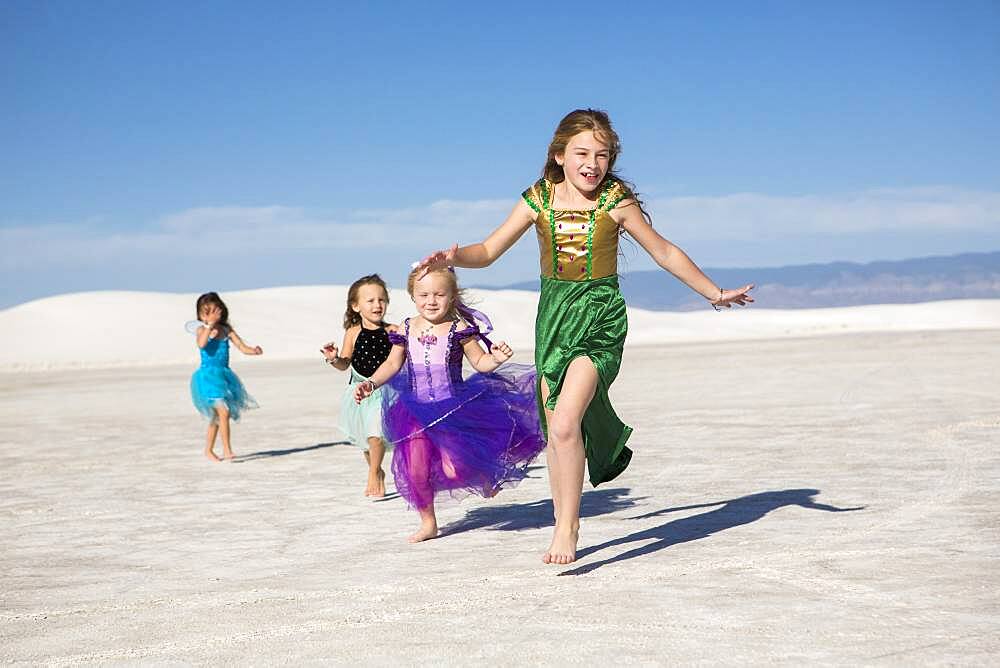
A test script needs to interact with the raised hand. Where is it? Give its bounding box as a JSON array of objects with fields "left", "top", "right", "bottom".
[
  {"left": 490, "top": 341, "right": 513, "bottom": 364},
  {"left": 320, "top": 341, "right": 339, "bottom": 362},
  {"left": 712, "top": 284, "right": 755, "bottom": 309},
  {"left": 414, "top": 244, "right": 457, "bottom": 278},
  {"left": 203, "top": 304, "right": 223, "bottom": 325}
]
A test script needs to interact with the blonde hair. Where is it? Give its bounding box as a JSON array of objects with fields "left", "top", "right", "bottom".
[
  {"left": 406, "top": 266, "right": 468, "bottom": 322},
  {"left": 543, "top": 108, "right": 652, "bottom": 226},
  {"left": 344, "top": 274, "right": 389, "bottom": 329}
]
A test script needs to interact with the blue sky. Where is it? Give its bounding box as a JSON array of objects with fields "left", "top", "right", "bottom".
[{"left": 2, "top": 1, "right": 999, "bottom": 307}]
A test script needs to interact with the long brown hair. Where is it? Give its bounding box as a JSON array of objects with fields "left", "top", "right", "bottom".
[
  {"left": 543, "top": 108, "right": 652, "bottom": 226},
  {"left": 344, "top": 274, "right": 390, "bottom": 329}
]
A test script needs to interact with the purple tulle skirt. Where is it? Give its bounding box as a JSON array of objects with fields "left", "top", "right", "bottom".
[{"left": 382, "top": 363, "right": 545, "bottom": 510}]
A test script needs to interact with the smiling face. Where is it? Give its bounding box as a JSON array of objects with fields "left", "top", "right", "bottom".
[
  {"left": 556, "top": 130, "right": 611, "bottom": 195},
  {"left": 410, "top": 271, "right": 455, "bottom": 325},
  {"left": 351, "top": 283, "right": 388, "bottom": 327}
]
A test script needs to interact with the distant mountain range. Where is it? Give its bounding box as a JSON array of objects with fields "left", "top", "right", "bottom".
[{"left": 482, "top": 251, "right": 1000, "bottom": 311}]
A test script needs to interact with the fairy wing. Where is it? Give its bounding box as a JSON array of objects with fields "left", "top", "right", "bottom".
[{"left": 184, "top": 320, "right": 207, "bottom": 335}]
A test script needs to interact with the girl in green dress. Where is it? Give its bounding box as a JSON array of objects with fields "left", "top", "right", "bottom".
[{"left": 416, "top": 109, "right": 753, "bottom": 565}]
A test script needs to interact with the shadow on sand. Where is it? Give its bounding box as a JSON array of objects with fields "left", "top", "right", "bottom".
[
  {"left": 560, "top": 488, "right": 865, "bottom": 576},
  {"left": 232, "top": 441, "right": 346, "bottom": 462},
  {"left": 440, "top": 487, "right": 643, "bottom": 537}
]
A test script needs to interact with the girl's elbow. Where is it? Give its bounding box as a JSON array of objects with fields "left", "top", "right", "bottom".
[
  {"left": 476, "top": 243, "right": 500, "bottom": 267},
  {"left": 655, "top": 245, "right": 678, "bottom": 267}
]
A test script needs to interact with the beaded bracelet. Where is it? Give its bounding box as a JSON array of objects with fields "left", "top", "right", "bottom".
[{"left": 711, "top": 288, "right": 724, "bottom": 312}]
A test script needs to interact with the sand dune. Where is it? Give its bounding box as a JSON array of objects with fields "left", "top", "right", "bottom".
[{"left": 2, "top": 286, "right": 999, "bottom": 371}]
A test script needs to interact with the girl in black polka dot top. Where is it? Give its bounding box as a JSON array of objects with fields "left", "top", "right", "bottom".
[{"left": 321, "top": 274, "right": 397, "bottom": 498}]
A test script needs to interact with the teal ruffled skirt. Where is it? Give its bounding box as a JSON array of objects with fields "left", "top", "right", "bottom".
[{"left": 338, "top": 369, "right": 388, "bottom": 451}]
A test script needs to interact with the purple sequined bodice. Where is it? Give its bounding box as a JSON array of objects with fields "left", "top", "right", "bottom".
[
  {"left": 402, "top": 319, "right": 467, "bottom": 402},
  {"left": 387, "top": 310, "right": 495, "bottom": 404}
]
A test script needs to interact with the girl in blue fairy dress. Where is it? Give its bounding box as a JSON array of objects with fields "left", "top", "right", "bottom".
[{"left": 189, "top": 292, "right": 262, "bottom": 461}]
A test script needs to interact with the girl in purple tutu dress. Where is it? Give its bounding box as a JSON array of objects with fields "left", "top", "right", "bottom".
[{"left": 355, "top": 267, "right": 545, "bottom": 543}]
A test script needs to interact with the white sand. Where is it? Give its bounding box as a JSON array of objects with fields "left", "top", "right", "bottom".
[
  {"left": 1, "top": 291, "right": 998, "bottom": 663},
  {"left": 1, "top": 286, "right": 999, "bottom": 371}
]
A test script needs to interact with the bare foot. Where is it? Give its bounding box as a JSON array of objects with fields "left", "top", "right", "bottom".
[
  {"left": 543, "top": 525, "right": 579, "bottom": 564},
  {"left": 408, "top": 518, "right": 439, "bottom": 543},
  {"left": 441, "top": 453, "right": 458, "bottom": 480},
  {"left": 222, "top": 449, "right": 236, "bottom": 461},
  {"left": 366, "top": 469, "right": 386, "bottom": 498},
  {"left": 204, "top": 449, "right": 222, "bottom": 462}
]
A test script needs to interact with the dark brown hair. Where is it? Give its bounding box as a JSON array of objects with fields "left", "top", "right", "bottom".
[
  {"left": 344, "top": 274, "right": 390, "bottom": 329},
  {"left": 543, "top": 108, "right": 652, "bottom": 226},
  {"left": 195, "top": 292, "right": 231, "bottom": 330}
]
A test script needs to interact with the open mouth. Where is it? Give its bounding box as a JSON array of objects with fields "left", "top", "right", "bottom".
[{"left": 580, "top": 170, "right": 600, "bottom": 184}]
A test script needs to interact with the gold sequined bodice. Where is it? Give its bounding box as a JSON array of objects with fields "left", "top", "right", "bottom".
[{"left": 522, "top": 178, "right": 627, "bottom": 281}]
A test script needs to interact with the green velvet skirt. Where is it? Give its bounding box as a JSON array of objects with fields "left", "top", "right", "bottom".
[{"left": 534, "top": 274, "right": 632, "bottom": 486}]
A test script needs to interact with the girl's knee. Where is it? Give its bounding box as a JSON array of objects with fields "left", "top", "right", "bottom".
[
  {"left": 548, "top": 414, "right": 581, "bottom": 445},
  {"left": 215, "top": 405, "right": 230, "bottom": 419}
]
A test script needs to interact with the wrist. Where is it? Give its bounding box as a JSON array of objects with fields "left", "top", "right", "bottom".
[{"left": 708, "top": 287, "right": 724, "bottom": 311}]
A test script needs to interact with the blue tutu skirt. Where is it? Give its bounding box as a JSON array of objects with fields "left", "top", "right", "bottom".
[
  {"left": 382, "top": 363, "right": 545, "bottom": 510},
  {"left": 190, "top": 366, "right": 258, "bottom": 423}
]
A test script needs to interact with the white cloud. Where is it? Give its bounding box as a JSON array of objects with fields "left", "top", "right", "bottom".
[
  {"left": 648, "top": 186, "right": 1000, "bottom": 241},
  {"left": 2, "top": 187, "right": 998, "bottom": 271},
  {"left": 0, "top": 200, "right": 515, "bottom": 270}
]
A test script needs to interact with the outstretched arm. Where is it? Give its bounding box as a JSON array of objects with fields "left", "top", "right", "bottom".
[
  {"left": 416, "top": 199, "right": 536, "bottom": 274},
  {"left": 321, "top": 326, "right": 357, "bottom": 371},
  {"left": 798, "top": 500, "right": 866, "bottom": 512},
  {"left": 617, "top": 202, "right": 754, "bottom": 309},
  {"left": 229, "top": 330, "right": 263, "bottom": 355},
  {"left": 354, "top": 345, "right": 406, "bottom": 402}
]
